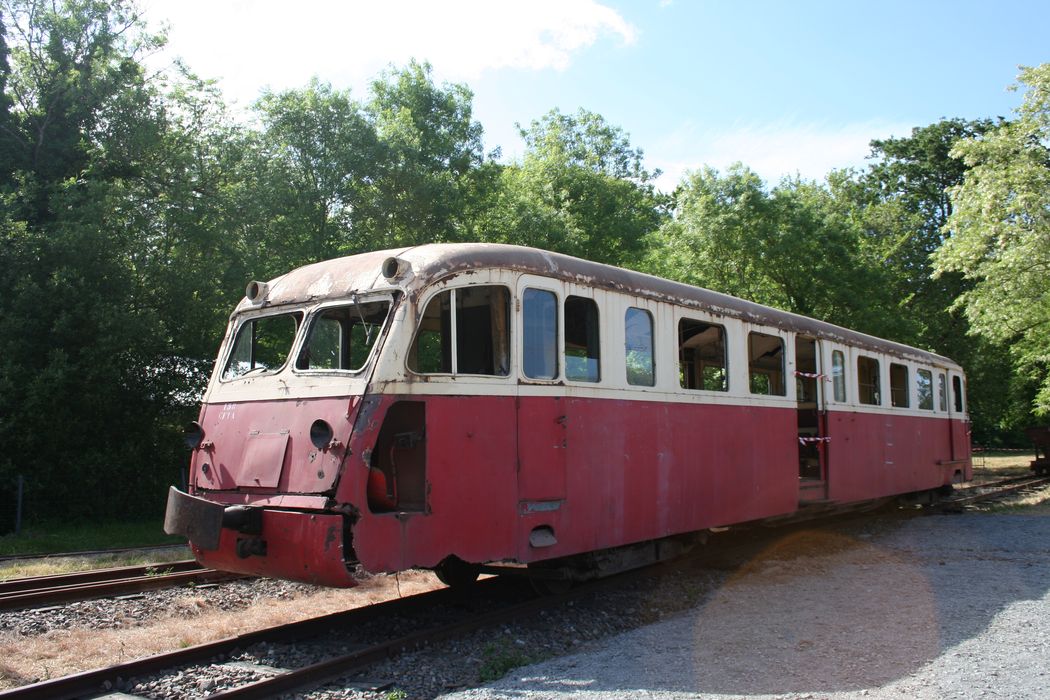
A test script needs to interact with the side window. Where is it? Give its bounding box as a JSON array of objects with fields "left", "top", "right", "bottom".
[
  {"left": 917, "top": 369, "right": 934, "bottom": 410},
  {"left": 223, "top": 312, "right": 302, "bottom": 380},
  {"left": 409, "top": 286, "right": 510, "bottom": 375},
  {"left": 952, "top": 375, "right": 965, "bottom": 413},
  {"left": 297, "top": 299, "right": 391, "bottom": 371},
  {"left": 523, "top": 288, "right": 558, "bottom": 379},
  {"left": 748, "top": 331, "right": 785, "bottom": 396},
  {"left": 456, "top": 286, "right": 510, "bottom": 375},
  {"left": 831, "top": 350, "right": 846, "bottom": 402},
  {"left": 890, "top": 362, "right": 909, "bottom": 408},
  {"left": 857, "top": 356, "right": 881, "bottom": 405},
  {"left": 679, "top": 319, "right": 727, "bottom": 391},
  {"left": 564, "top": 296, "right": 600, "bottom": 382},
  {"left": 625, "top": 307, "right": 655, "bottom": 386},
  {"left": 411, "top": 289, "right": 451, "bottom": 373},
  {"left": 938, "top": 372, "right": 948, "bottom": 412}
]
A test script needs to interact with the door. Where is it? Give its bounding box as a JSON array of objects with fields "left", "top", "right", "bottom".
[
  {"left": 796, "top": 336, "right": 828, "bottom": 502},
  {"left": 515, "top": 278, "right": 567, "bottom": 504}
]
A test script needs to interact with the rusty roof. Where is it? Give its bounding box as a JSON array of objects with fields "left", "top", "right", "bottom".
[{"left": 238, "top": 242, "right": 959, "bottom": 369}]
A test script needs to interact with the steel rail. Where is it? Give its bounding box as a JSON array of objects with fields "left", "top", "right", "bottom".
[
  {"left": 0, "top": 559, "right": 201, "bottom": 593},
  {"left": 0, "top": 561, "right": 246, "bottom": 611}
]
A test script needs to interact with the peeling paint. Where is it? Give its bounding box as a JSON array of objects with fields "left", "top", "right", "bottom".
[{"left": 231, "top": 243, "right": 957, "bottom": 369}]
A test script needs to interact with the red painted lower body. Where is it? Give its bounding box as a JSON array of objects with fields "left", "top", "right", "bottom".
[{"left": 188, "top": 393, "right": 970, "bottom": 586}]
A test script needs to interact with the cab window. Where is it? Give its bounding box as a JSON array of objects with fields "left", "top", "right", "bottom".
[
  {"left": 223, "top": 312, "right": 302, "bottom": 380},
  {"left": 297, "top": 299, "right": 392, "bottom": 371}
]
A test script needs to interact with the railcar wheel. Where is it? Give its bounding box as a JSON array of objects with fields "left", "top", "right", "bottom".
[{"left": 433, "top": 556, "right": 481, "bottom": 588}]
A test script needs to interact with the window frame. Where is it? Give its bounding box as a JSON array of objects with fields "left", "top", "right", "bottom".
[
  {"left": 857, "top": 354, "right": 882, "bottom": 406},
  {"left": 295, "top": 294, "right": 397, "bottom": 375},
  {"left": 831, "top": 349, "right": 847, "bottom": 403},
  {"left": 625, "top": 306, "right": 656, "bottom": 387},
  {"left": 952, "top": 373, "right": 966, "bottom": 414},
  {"left": 564, "top": 294, "right": 601, "bottom": 383},
  {"left": 889, "top": 362, "right": 910, "bottom": 408},
  {"left": 220, "top": 309, "right": 305, "bottom": 382},
  {"left": 406, "top": 284, "right": 511, "bottom": 377},
  {"left": 747, "top": 330, "right": 786, "bottom": 397},
  {"left": 522, "top": 286, "right": 561, "bottom": 381},
  {"left": 916, "top": 368, "right": 934, "bottom": 410},
  {"left": 677, "top": 316, "right": 729, "bottom": 392}
]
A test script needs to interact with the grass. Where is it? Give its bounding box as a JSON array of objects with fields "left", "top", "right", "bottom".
[
  {"left": 0, "top": 519, "right": 189, "bottom": 578},
  {"left": 477, "top": 640, "right": 537, "bottom": 683},
  {"left": 0, "top": 519, "right": 184, "bottom": 558}
]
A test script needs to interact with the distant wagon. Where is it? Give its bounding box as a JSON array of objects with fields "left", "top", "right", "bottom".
[{"left": 165, "top": 244, "right": 972, "bottom": 588}]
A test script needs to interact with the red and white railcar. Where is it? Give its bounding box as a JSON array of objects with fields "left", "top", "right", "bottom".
[{"left": 165, "top": 244, "right": 971, "bottom": 587}]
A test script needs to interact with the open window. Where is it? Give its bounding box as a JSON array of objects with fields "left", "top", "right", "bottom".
[
  {"left": 679, "top": 319, "right": 727, "bottom": 391},
  {"left": 857, "top": 356, "right": 881, "bottom": 405},
  {"left": 890, "top": 362, "right": 909, "bottom": 408},
  {"left": 408, "top": 286, "right": 510, "bottom": 375},
  {"left": 952, "top": 375, "right": 965, "bottom": 413},
  {"left": 223, "top": 312, "right": 303, "bottom": 380},
  {"left": 565, "top": 296, "right": 600, "bottom": 382},
  {"left": 296, "top": 298, "right": 392, "bottom": 371},
  {"left": 748, "top": 331, "right": 785, "bottom": 396}
]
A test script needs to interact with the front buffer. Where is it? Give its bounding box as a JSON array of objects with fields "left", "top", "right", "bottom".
[{"left": 164, "top": 487, "right": 359, "bottom": 587}]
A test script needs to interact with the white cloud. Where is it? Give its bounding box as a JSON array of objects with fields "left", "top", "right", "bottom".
[
  {"left": 650, "top": 120, "right": 915, "bottom": 193},
  {"left": 142, "top": 0, "right": 635, "bottom": 108}
]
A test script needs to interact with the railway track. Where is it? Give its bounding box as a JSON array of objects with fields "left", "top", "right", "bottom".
[
  {"left": 4, "top": 477, "right": 1048, "bottom": 699},
  {"left": 0, "top": 574, "right": 575, "bottom": 700},
  {"left": 935, "top": 474, "right": 1050, "bottom": 510},
  {"left": 0, "top": 560, "right": 245, "bottom": 611}
]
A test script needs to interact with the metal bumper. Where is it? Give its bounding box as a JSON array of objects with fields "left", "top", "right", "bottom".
[{"left": 164, "top": 486, "right": 225, "bottom": 550}]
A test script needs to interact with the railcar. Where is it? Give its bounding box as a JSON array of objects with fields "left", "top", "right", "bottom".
[{"left": 165, "top": 244, "right": 971, "bottom": 587}]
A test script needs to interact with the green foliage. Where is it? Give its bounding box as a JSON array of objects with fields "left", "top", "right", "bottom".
[
  {"left": 934, "top": 64, "right": 1050, "bottom": 417},
  {"left": 646, "top": 165, "right": 900, "bottom": 338},
  {"left": 477, "top": 108, "right": 668, "bottom": 267}
]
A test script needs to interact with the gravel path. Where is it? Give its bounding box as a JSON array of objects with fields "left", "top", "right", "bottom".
[{"left": 443, "top": 513, "right": 1050, "bottom": 700}]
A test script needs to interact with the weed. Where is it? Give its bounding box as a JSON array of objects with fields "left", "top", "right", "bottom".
[
  {"left": 477, "top": 640, "right": 533, "bottom": 683},
  {"left": 383, "top": 690, "right": 407, "bottom": 700}
]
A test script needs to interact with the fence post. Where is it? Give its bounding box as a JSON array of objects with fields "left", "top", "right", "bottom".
[{"left": 15, "top": 475, "right": 23, "bottom": 536}]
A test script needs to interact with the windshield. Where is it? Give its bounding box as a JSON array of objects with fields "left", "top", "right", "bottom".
[
  {"left": 222, "top": 312, "right": 303, "bottom": 380},
  {"left": 296, "top": 298, "right": 393, "bottom": 372}
]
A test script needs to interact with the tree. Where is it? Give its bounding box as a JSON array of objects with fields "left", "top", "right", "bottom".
[
  {"left": 362, "top": 60, "right": 485, "bottom": 247},
  {"left": 478, "top": 108, "right": 667, "bottom": 267},
  {"left": 250, "top": 79, "right": 377, "bottom": 273},
  {"left": 934, "top": 64, "right": 1050, "bottom": 415},
  {"left": 646, "top": 165, "right": 899, "bottom": 337},
  {"left": 0, "top": 1, "right": 252, "bottom": 522}
]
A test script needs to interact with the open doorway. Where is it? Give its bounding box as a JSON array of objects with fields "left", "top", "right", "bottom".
[{"left": 796, "top": 337, "right": 828, "bottom": 502}]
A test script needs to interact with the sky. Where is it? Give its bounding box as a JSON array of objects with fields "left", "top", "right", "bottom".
[{"left": 140, "top": 0, "right": 1049, "bottom": 192}]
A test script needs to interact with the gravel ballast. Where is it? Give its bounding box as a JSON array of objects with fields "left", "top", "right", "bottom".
[{"left": 443, "top": 512, "right": 1050, "bottom": 700}]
